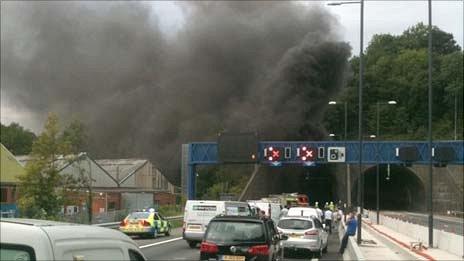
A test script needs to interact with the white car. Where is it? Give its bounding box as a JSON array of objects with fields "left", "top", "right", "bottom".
[
  {"left": 287, "top": 207, "right": 322, "bottom": 221},
  {"left": 277, "top": 216, "right": 329, "bottom": 258},
  {"left": 0, "top": 218, "right": 146, "bottom": 261}
]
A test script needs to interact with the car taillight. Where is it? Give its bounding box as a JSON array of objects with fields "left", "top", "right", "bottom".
[
  {"left": 305, "top": 230, "right": 319, "bottom": 236},
  {"left": 120, "top": 220, "right": 127, "bottom": 226},
  {"left": 141, "top": 220, "right": 151, "bottom": 226},
  {"left": 248, "top": 245, "right": 269, "bottom": 256},
  {"left": 200, "top": 241, "right": 218, "bottom": 254}
]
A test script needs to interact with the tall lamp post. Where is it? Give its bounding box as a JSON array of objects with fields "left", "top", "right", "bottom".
[
  {"left": 328, "top": 0, "right": 364, "bottom": 244},
  {"left": 328, "top": 101, "right": 350, "bottom": 207},
  {"left": 427, "top": 0, "right": 434, "bottom": 247},
  {"left": 374, "top": 100, "right": 397, "bottom": 224}
]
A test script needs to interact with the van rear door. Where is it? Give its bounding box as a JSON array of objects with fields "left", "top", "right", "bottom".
[{"left": 185, "top": 203, "right": 220, "bottom": 233}]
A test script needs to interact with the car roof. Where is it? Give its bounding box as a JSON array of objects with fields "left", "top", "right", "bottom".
[
  {"left": 211, "top": 215, "right": 264, "bottom": 223},
  {"left": 1, "top": 218, "right": 81, "bottom": 227},
  {"left": 279, "top": 216, "right": 315, "bottom": 221},
  {"left": 1, "top": 218, "right": 137, "bottom": 246}
]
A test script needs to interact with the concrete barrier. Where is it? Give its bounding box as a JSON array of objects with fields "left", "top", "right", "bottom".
[
  {"left": 367, "top": 211, "right": 464, "bottom": 257},
  {"left": 339, "top": 219, "right": 365, "bottom": 260}
]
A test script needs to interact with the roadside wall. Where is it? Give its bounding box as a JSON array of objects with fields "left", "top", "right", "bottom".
[{"left": 367, "top": 211, "right": 464, "bottom": 257}]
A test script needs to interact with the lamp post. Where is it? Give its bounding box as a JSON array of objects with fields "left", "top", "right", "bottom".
[
  {"left": 374, "top": 100, "right": 397, "bottom": 224},
  {"left": 427, "top": 0, "right": 434, "bottom": 247},
  {"left": 328, "top": 0, "right": 364, "bottom": 244},
  {"left": 328, "top": 101, "right": 349, "bottom": 207}
]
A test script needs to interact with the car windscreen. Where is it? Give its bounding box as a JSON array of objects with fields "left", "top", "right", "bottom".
[
  {"left": 127, "top": 212, "right": 150, "bottom": 219},
  {"left": 205, "top": 221, "right": 265, "bottom": 244},
  {"left": 278, "top": 219, "right": 313, "bottom": 230}
]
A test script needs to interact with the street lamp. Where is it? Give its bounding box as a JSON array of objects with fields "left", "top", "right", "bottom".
[
  {"left": 374, "top": 101, "right": 397, "bottom": 224},
  {"left": 328, "top": 100, "right": 349, "bottom": 207},
  {"left": 329, "top": 133, "right": 336, "bottom": 137},
  {"left": 328, "top": 0, "right": 364, "bottom": 244}
]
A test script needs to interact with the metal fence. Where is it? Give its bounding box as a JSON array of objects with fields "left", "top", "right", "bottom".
[{"left": 59, "top": 209, "right": 129, "bottom": 224}]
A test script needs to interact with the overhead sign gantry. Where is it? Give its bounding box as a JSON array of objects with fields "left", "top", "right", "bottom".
[{"left": 182, "top": 133, "right": 463, "bottom": 199}]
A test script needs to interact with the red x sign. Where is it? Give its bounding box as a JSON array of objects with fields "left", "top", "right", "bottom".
[
  {"left": 266, "top": 147, "right": 283, "bottom": 161},
  {"left": 299, "top": 146, "right": 316, "bottom": 161}
]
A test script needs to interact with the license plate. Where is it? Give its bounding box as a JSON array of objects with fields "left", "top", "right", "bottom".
[
  {"left": 289, "top": 234, "right": 301, "bottom": 238},
  {"left": 222, "top": 255, "right": 245, "bottom": 261}
]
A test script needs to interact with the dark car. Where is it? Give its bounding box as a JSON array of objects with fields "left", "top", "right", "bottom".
[{"left": 200, "top": 215, "right": 287, "bottom": 261}]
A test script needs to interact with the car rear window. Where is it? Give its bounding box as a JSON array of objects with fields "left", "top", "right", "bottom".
[
  {"left": 205, "top": 221, "right": 265, "bottom": 244},
  {"left": 127, "top": 212, "right": 150, "bottom": 219},
  {"left": 278, "top": 219, "right": 313, "bottom": 230}
]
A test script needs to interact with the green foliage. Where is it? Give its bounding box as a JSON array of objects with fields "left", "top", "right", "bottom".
[
  {"left": 17, "top": 113, "right": 88, "bottom": 219},
  {"left": 324, "top": 23, "right": 463, "bottom": 141},
  {"left": 158, "top": 204, "right": 183, "bottom": 217},
  {"left": 0, "top": 122, "right": 36, "bottom": 155},
  {"left": 196, "top": 165, "right": 252, "bottom": 200}
]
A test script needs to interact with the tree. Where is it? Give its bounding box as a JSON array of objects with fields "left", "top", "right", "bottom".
[
  {"left": 17, "top": 113, "right": 88, "bottom": 219},
  {"left": 324, "top": 23, "right": 463, "bottom": 141},
  {"left": 0, "top": 122, "right": 36, "bottom": 155}
]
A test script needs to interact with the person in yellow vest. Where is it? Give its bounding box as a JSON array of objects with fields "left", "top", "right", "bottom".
[{"left": 329, "top": 201, "right": 335, "bottom": 211}]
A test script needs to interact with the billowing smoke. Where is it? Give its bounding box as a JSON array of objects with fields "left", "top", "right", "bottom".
[{"left": 2, "top": 2, "right": 351, "bottom": 184}]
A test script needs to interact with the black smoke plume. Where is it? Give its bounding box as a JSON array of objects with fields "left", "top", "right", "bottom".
[{"left": 1, "top": 2, "right": 351, "bottom": 184}]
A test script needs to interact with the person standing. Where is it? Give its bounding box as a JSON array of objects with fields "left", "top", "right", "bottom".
[
  {"left": 280, "top": 205, "right": 289, "bottom": 218},
  {"left": 315, "top": 204, "right": 323, "bottom": 222},
  {"left": 324, "top": 208, "right": 333, "bottom": 234},
  {"left": 339, "top": 211, "right": 357, "bottom": 254}
]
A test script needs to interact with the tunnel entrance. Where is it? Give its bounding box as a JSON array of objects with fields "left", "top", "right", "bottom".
[
  {"left": 352, "top": 165, "right": 425, "bottom": 211},
  {"left": 260, "top": 165, "right": 337, "bottom": 205}
]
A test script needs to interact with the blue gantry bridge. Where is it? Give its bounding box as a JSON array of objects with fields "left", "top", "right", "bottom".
[{"left": 185, "top": 140, "right": 464, "bottom": 199}]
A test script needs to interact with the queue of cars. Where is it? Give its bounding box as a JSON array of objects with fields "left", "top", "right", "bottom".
[{"left": 184, "top": 199, "right": 330, "bottom": 261}]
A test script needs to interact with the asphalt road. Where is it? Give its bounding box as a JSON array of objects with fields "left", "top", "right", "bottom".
[{"left": 134, "top": 227, "right": 342, "bottom": 261}]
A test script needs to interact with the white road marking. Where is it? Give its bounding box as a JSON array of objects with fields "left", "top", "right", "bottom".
[{"left": 139, "top": 237, "right": 183, "bottom": 249}]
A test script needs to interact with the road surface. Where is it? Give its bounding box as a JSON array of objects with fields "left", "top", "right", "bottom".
[{"left": 134, "top": 227, "right": 342, "bottom": 260}]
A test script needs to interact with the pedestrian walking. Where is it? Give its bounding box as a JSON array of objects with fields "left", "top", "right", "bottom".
[
  {"left": 339, "top": 211, "right": 357, "bottom": 254},
  {"left": 324, "top": 208, "right": 333, "bottom": 234}
]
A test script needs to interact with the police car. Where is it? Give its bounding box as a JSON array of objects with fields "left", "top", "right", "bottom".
[{"left": 119, "top": 208, "right": 171, "bottom": 238}]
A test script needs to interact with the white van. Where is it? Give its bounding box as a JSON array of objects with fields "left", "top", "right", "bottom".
[
  {"left": 182, "top": 200, "right": 251, "bottom": 248},
  {"left": 247, "top": 200, "right": 281, "bottom": 223},
  {"left": 0, "top": 218, "right": 146, "bottom": 261}
]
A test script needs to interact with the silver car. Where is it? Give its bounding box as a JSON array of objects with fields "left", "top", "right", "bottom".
[{"left": 277, "top": 216, "right": 329, "bottom": 258}]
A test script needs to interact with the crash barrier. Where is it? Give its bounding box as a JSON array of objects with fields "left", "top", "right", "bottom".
[
  {"left": 95, "top": 215, "right": 184, "bottom": 229},
  {"left": 365, "top": 210, "right": 464, "bottom": 257},
  {"left": 339, "top": 218, "right": 365, "bottom": 260}
]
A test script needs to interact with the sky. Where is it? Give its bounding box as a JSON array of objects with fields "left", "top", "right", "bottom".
[
  {"left": 149, "top": 1, "right": 463, "bottom": 53},
  {"left": 1, "top": 0, "right": 463, "bottom": 133}
]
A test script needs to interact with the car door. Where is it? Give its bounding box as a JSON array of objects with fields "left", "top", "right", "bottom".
[
  {"left": 266, "top": 219, "right": 281, "bottom": 259},
  {"left": 313, "top": 218, "right": 328, "bottom": 246},
  {"left": 158, "top": 213, "right": 169, "bottom": 232},
  {"left": 154, "top": 213, "right": 164, "bottom": 233}
]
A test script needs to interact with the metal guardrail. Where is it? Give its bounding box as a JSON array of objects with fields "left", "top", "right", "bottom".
[{"left": 95, "top": 215, "right": 183, "bottom": 228}]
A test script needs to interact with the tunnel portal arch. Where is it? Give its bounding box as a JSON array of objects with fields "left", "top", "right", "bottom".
[{"left": 351, "top": 165, "right": 426, "bottom": 211}]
